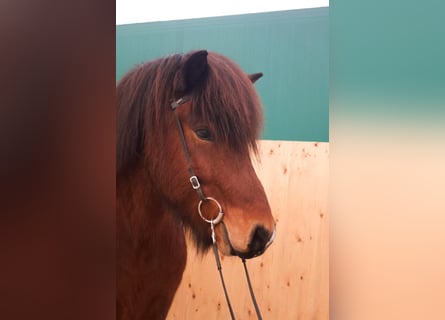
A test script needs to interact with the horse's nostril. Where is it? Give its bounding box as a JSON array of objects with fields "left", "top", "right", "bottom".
[
  {"left": 231, "top": 225, "right": 275, "bottom": 259},
  {"left": 247, "top": 226, "right": 271, "bottom": 256}
]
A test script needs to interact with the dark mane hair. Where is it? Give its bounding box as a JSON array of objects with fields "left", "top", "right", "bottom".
[{"left": 116, "top": 50, "right": 263, "bottom": 175}]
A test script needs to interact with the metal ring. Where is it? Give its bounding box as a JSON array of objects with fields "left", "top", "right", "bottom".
[{"left": 198, "top": 197, "right": 224, "bottom": 224}]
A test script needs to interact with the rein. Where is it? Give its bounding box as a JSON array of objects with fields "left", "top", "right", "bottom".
[{"left": 171, "top": 96, "right": 263, "bottom": 320}]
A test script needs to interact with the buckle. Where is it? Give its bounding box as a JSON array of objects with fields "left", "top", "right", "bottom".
[
  {"left": 171, "top": 96, "right": 191, "bottom": 110},
  {"left": 189, "top": 176, "right": 201, "bottom": 190}
]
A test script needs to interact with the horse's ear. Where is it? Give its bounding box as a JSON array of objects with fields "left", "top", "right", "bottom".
[
  {"left": 248, "top": 73, "right": 263, "bottom": 83},
  {"left": 183, "top": 50, "right": 209, "bottom": 92}
]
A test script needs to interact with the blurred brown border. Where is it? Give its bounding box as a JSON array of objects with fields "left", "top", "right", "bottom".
[{"left": 0, "top": 1, "right": 115, "bottom": 319}]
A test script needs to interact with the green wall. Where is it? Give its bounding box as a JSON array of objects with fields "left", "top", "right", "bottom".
[{"left": 116, "top": 8, "right": 329, "bottom": 142}]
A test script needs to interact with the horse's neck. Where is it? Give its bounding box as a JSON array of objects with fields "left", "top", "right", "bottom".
[
  {"left": 117, "top": 176, "right": 181, "bottom": 257},
  {"left": 117, "top": 169, "right": 187, "bottom": 320},
  {"left": 117, "top": 169, "right": 161, "bottom": 241}
]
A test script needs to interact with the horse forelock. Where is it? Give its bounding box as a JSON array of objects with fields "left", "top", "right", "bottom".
[{"left": 190, "top": 52, "right": 263, "bottom": 156}]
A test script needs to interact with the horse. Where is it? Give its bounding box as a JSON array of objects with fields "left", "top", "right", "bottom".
[{"left": 116, "top": 49, "right": 276, "bottom": 320}]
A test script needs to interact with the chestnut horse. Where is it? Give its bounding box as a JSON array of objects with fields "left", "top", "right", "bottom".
[{"left": 117, "top": 50, "right": 276, "bottom": 319}]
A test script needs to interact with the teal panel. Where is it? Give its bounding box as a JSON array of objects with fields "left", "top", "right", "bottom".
[
  {"left": 117, "top": 8, "right": 329, "bottom": 142},
  {"left": 331, "top": 0, "right": 445, "bottom": 115}
]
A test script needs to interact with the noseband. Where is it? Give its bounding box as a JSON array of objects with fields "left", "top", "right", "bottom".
[{"left": 171, "top": 96, "right": 263, "bottom": 320}]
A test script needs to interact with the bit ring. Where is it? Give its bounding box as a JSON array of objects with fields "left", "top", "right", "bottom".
[{"left": 198, "top": 197, "right": 224, "bottom": 224}]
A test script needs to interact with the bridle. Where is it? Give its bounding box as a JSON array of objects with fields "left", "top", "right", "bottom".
[{"left": 171, "top": 96, "right": 264, "bottom": 320}]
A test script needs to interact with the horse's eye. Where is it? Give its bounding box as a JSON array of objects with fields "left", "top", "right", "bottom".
[{"left": 194, "top": 128, "right": 213, "bottom": 141}]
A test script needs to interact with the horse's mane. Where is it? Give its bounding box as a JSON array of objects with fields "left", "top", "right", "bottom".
[{"left": 116, "top": 50, "right": 263, "bottom": 175}]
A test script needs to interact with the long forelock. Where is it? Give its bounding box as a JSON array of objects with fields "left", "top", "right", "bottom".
[{"left": 189, "top": 54, "right": 263, "bottom": 156}]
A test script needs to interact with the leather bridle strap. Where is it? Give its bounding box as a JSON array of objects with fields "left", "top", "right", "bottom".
[
  {"left": 170, "top": 96, "right": 263, "bottom": 320},
  {"left": 171, "top": 96, "right": 206, "bottom": 201},
  {"left": 170, "top": 96, "right": 235, "bottom": 318},
  {"left": 211, "top": 224, "right": 237, "bottom": 320},
  {"left": 242, "top": 258, "right": 263, "bottom": 319}
]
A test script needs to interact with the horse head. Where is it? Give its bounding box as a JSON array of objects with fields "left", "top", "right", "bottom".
[{"left": 117, "top": 50, "right": 276, "bottom": 259}]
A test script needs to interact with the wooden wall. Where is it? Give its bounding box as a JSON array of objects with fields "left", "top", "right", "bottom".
[{"left": 167, "top": 140, "right": 329, "bottom": 319}]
